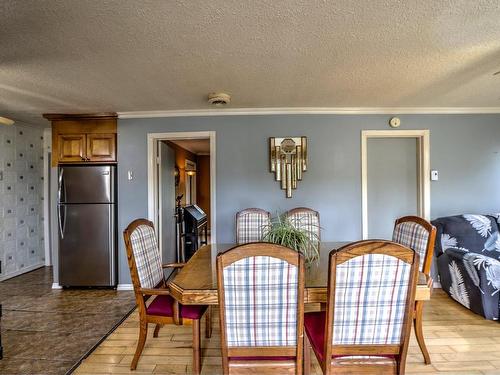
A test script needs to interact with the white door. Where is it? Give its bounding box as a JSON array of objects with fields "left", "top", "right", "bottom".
[
  {"left": 159, "top": 142, "right": 177, "bottom": 272},
  {"left": 367, "top": 138, "right": 418, "bottom": 239}
]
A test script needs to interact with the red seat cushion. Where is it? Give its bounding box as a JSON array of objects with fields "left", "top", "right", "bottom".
[
  {"left": 304, "top": 311, "right": 395, "bottom": 363},
  {"left": 304, "top": 311, "right": 328, "bottom": 362},
  {"left": 146, "top": 295, "right": 207, "bottom": 320}
]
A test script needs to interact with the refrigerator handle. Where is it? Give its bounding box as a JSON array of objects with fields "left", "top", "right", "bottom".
[
  {"left": 58, "top": 205, "right": 65, "bottom": 239},
  {"left": 58, "top": 168, "right": 64, "bottom": 203},
  {"left": 110, "top": 166, "right": 115, "bottom": 201},
  {"left": 62, "top": 204, "right": 67, "bottom": 237}
]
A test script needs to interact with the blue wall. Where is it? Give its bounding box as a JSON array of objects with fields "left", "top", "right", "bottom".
[{"left": 117, "top": 114, "right": 500, "bottom": 284}]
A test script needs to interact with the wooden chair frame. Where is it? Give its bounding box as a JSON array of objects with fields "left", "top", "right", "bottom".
[
  {"left": 285, "top": 207, "right": 321, "bottom": 242},
  {"left": 305, "top": 240, "right": 419, "bottom": 375},
  {"left": 235, "top": 208, "right": 272, "bottom": 244},
  {"left": 217, "top": 243, "right": 305, "bottom": 375},
  {"left": 123, "top": 219, "right": 211, "bottom": 373},
  {"left": 393, "top": 216, "right": 437, "bottom": 365}
]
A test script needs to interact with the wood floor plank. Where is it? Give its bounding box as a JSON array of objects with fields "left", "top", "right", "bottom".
[{"left": 432, "top": 362, "right": 496, "bottom": 371}]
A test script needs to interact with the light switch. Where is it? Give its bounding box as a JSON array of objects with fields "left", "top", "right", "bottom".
[
  {"left": 431, "top": 170, "right": 439, "bottom": 181},
  {"left": 127, "top": 171, "right": 134, "bottom": 181}
]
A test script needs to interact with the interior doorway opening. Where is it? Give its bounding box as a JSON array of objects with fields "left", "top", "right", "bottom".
[
  {"left": 148, "top": 132, "right": 215, "bottom": 269},
  {"left": 361, "top": 130, "right": 430, "bottom": 239}
]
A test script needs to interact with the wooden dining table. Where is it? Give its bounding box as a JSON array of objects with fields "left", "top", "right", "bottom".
[{"left": 169, "top": 242, "right": 433, "bottom": 305}]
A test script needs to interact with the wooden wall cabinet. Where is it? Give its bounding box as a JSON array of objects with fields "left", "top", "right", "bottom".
[
  {"left": 43, "top": 113, "right": 117, "bottom": 166},
  {"left": 58, "top": 134, "right": 86, "bottom": 162},
  {"left": 87, "top": 133, "right": 116, "bottom": 162}
]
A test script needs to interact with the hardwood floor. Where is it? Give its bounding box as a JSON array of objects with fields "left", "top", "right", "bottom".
[
  {"left": 75, "top": 290, "right": 500, "bottom": 375},
  {"left": 0, "top": 267, "right": 135, "bottom": 375}
]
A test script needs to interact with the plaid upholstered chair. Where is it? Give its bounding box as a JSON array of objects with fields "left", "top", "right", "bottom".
[
  {"left": 123, "top": 219, "right": 210, "bottom": 373},
  {"left": 304, "top": 240, "right": 419, "bottom": 375},
  {"left": 393, "top": 216, "right": 436, "bottom": 365},
  {"left": 216, "top": 243, "right": 305, "bottom": 374},
  {"left": 285, "top": 207, "right": 320, "bottom": 245},
  {"left": 235, "top": 208, "right": 271, "bottom": 244}
]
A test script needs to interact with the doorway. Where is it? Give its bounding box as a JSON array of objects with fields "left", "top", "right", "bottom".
[
  {"left": 148, "top": 131, "right": 216, "bottom": 264},
  {"left": 361, "top": 130, "right": 430, "bottom": 239}
]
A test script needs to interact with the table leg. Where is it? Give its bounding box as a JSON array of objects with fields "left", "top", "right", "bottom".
[
  {"left": 414, "top": 301, "right": 431, "bottom": 364},
  {"left": 205, "top": 306, "right": 212, "bottom": 338}
]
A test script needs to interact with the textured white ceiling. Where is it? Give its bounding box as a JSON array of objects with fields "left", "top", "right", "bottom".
[
  {"left": 1, "top": 0, "right": 500, "bottom": 126},
  {"left": 170, "top": 139, "right": 210, "bottom": 155}
]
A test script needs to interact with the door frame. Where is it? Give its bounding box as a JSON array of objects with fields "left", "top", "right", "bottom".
[
  {"left": 43, "top": 127, "right": 52, "bottom": 266},
  {"left": 147, "top": 131, "right": 216, "bottom": 247},
  {"left": 361, "top": 130, "right": 430, "bottom": 239}
]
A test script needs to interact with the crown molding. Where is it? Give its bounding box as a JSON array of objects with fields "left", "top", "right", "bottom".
[
  {"left": 118, "top": 107, "right": 500, "bottom": 119},
  {"left": 43, "top": 112, "right": 117, "bottom": 121}
]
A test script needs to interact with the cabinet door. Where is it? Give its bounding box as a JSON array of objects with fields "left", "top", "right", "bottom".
[
  {"left": 58, "top": 134, "right": 86, "bottom": 162},
  {"left": 87, "top": 133, "right": 116, "bottom": 162}
]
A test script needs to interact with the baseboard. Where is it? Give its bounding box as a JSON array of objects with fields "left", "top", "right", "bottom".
[
  {"left": 433, "top": 281, "right": 442, "bottom": 288},
  {"left": 0, "top": 263, "right": 45, "bottom": 281},
  {"left": 51, "top": 283, "right": 62, "bottom": 289},
  {"left": 117, "top": 284, "right": 134, "bottom": 291}
]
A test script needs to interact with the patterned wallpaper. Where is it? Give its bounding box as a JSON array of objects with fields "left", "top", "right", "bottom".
[{"left": 0, "top": 123, "right": 45, "bottom": 280}]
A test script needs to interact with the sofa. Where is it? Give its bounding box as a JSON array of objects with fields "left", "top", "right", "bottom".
[{"left": 432, "top": 214, "right": 500, "bottom": 320}]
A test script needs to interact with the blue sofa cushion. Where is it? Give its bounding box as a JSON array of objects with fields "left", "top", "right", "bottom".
[
  {"left": 433, "top": 214, "right": 500, "bottom": 259},
  {"left": 432, "top": 214, "right": 500, "bottom": 320}
]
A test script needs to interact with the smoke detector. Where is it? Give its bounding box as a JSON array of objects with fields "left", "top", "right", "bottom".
[
  {"left": 0, "top": 116, "right": 15, "bottom": 126},
  {"left": 208, "top": 92, "right": 231, "bottom": 106}
]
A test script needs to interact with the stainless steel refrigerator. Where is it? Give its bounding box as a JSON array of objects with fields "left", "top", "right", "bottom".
[{"left": 58, "top": 165, "right": 117, "bottom": 287}]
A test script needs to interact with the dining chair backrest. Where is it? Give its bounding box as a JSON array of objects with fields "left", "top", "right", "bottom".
[
  {"left": 286, "top": 207, "right": 320, "bottom": 244},
  {"left": 235, "top": 208, "right": 271, "bottom": 244},
  {"left": 392, "top": 216, "right": 436, "bottom": 275},
  {"left": 323, "top": 240, "right": 419, "bottom": 373},
  {"left": 217, "top": 243, "right": 305, "bottom": 373}
]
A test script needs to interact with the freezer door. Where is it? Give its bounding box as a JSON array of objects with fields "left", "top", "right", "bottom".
[
  {"left": 59, "top": 203, "right": 116, "bottom": 286},
  {"left": 58, "top": 165, "right": 115, "bottom": 204}
]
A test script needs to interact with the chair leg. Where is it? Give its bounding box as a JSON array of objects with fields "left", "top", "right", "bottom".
[
  {"left": 131, "top": 321, "right": 148, "bottom": 370},
  {"left": 192, "top": 319, "right": 201, "bottom": 374},
  {"left": 304, "top": 334, "right": 311, "bottom": 375},
  {"left": 414, "top": 301, "right": 431, "bottom": 364},
  {"left": 153, "top": 323, "right": 162, "bottom": 338},
  {"left": 205, "top": 306, "right": 212, "bottom": 338}
]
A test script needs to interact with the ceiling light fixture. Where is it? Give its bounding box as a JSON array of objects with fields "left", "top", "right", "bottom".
[
  {"left": 208, "top": 92, "right": 231, "bottom": 106},
  {"left": 0, "top": 116, "right": 15, "bottom": 126}
]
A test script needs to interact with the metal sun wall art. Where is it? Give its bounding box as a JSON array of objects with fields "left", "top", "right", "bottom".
[{"left": 269, "top": 137, "right": 308, "bottom": 198}]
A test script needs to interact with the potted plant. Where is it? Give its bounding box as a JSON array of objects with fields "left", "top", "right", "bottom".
[{"left": 263, "top": 214, "right": 320, "bottom": 263}]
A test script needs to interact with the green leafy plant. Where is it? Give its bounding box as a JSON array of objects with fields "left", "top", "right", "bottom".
[{"left": 262, "top": 214, "right": 320, "bottom": 263}]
